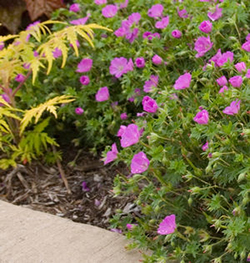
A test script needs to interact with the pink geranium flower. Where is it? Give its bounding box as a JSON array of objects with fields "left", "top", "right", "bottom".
[
  {"left": 174, "top": 73, "right": 192, "bottom": 90},
  {"left": 120, "top": 112, "right": 128, "bottom": 120},
  {"left": 219, "top": 85, "right": 228, "bottom": 93},
  {"left": 246, "top": 69, "right": 250, "bottom": 78},
  {"left": 229, "top": 76, "right": 243, "bottom": 88},
  {"left": 79, "top": 75, "right": 90, "bottom": 85},
  {"left": 235, "top": 62, "right": 246, "bottom": 73},
  {"left": 171, "top": 29, "right": 182, "bottom": 38},
  {"left": 75, "top": 107, "right": 84, "bottom": 115},
  {"left": 102, "top": 5, "right": 118, "bottom": 18},
  {"left": 95, "top": 87, "right": 110, "bottom": 102},
  {"left": 177, "top": 8, "right": 188, "bottom": 19},
  {"left": 155, "top": 16, "right": 169, "bottom": 29},
  {"left": 52, "top": 48, "right": 62, "bottom": 58},
  {"left": 131, "top": 151, "right": 150, "bottom": 174},
  {"left": 193, "top": 109, "right": 209, "bottom": 125},
  {"left": 199, "top": 20, "right": 212, "bottom": 33},
  {"left": 70, "top": 16, "right": 89, "bottom": 25},
  {"left": 157, "top": 214, "right": 176, "bottom": 235},
  {"left": 94, "top": 0, "right": 107, "bottom": 5},
  {"left": 135, "top": 57, "right": 145, "bottom": 68},
  {"left": 216, "top": 76, "right": 227, "bottom": 86},
  {"left": 117, "top": 125, "right": 126, "bottom": 137},
  {"left": 202, "top": 141, "right": 209, "bottom": 151},
  {"left": 76, "top": 58, "right": 93, "bottom": 73},
  {"left": 207, "top": 5, "right": 222, "bottom": 21},
  {"left": 143, "top": 75, "right": 159, "bottom": 93},
  {"left": 148, "top": 4, "right": 164, "bottom": 18},
  {"left": 15, "top": 74, "right": 25, "bottom": 82},
  {"left": 142, "top": 96, "right": 158, "bottom": 113},
  {"left": 223, "top": 100, "right": 240, "bottom": 115},
  {"left": 152, "top": 54, "right": 163, "bottom": 65},
  {"left": 194, "top": 36, "right": 213, "bottom": 57},
  {"left": 120, "top": 124, "right": 140, "bottom": 148},
  {"left": 242, "top": 41, "right": 250, "bottom": 52},
  {"left": 69, "top": 3, "right": 80, "bottom": 12},
  {"left": 104, "top": 143, "right": 118, "bottom": 165},
  {"left": 109, "top": 57, "right": 133, "bottom": 78}
]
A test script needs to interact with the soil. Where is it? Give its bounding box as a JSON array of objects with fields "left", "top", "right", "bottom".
[{"left": 0, "top": 149, "right": 135, "bottom": 229}]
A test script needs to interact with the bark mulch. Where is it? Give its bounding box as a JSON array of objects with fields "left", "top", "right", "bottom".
[{"left": 0, "top": 150, "right": 137, "bottom": 229}]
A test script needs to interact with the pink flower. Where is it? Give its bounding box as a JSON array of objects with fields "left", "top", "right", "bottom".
[
  {"left": 229, "top": 76, "right": 243, "bottom": 88},
  {"left": 135, "top": 57, "right": 145, "bottom": 68},
  {"left": 177, "top": 8, "right": 188, "bottom": 19},
  {"left": 246, "top": 69, "right": 250, "bottom": 78},
  {"left": 208, "top": 5, "right": 222, "bottom": 21},
  {"left": 152, "top": 54, "right": 163, "bottom": 65},
  {"left": 219, "top": 85, "right": 228, "bottom": 93},
  {"left": 119, "top": 0, "right": 129, "bottom": 9},
  {"left": 120, "top": 124, "right": 140, "bottom": 148},
  {"left": 157, "top": 214, "right": 176, "bottom": 235},
  {"left": 217, "top": 51, "right": 234, "bottom": 67},
  {"left": 15, "top": 74, "right": 25, "bottom": 82},
  {"left": 1, "top": 93, "right": 11, "bottom": 105},
  {"left": 246, "top": 34, "right": 250, "bottom": 41},
  {"left": 194, "top": 36, "right": 213, "bottom": 57},
  {"left": 114, "top": 13, "right": 141, "bottom": 43},
  {"left": 143, "top": 31, "right": 160, "bottom": 40},
  {"left": 202, "top": 142, "right": 209, "bottom": 151},
  {"left": 174, "top": 73, "right": 191, "bottom": 90},
  {"left": 53, "top": 48, "right": 62, "bottom": 58},
  {"left": 104, "top": 143, "right": 118, "bottom": 165},
  {"left": 102, "top": 5, "right": 118, "bottom": 18},
  {"left": 75, "top": 107, "right": 84, "bottom": 115},
  {"left": 23, "top": 63, "right": 30, "bottom": 69},
  {"left": 109, "top": 57, "right": 133, "bottom": 78},
  {"left": 131, "top": 152, "right": 150, "bottom": 174},
  {"left": 70, "top": 16, "right": 89, "bottom": 25},
  {"left": 148, "top": 4, "right": 163, "bottom": 18},
  {"left": 171, "top": 29, "right": 182, "bottom": 38},
  {"left": 110, "top": 228, "right": 122, "bottom": 234},
  {"left": 142, "top": 96, "right": 158, "bottom": 113},
  {"left": 235, "top": 62, "right": 246, "bottom": 73},
  {"left": 120, "top": 112, "right": 128, "bottom": 120},
  {"left": 216, "top": 76, "right": 227, "bottom": 86},
  {"left": 76, "top": 58, "right": 93, "bottom": 73},
  {"left": 242, "top": 41, "right": 250, "bottom": 52},
  {"left": 223, "top": 100, "right": 240, "bottom": 115},
  {"left": 81, "top": 181, "right": 90, "bottom": 192},
  {"left": 126, "top": 224, "right": 137, "bottom": 230},
  {"left": 94, "top": 0, "right": 107, "bottom": 4},
  {"left": 79, "top": 75, "right": 90, "bottom": 85},
  {"left": 193, "top": 109, "right": 209, "bottom": 125},
  {"left": 199, "top": 20, "right": 212, "bottom": 33},
  {"left": 144, "top": 75, "right": 159, "bottom": 93},
  {"left": 95, "top": 87, "right": 109, "bottom": 102},
  {"left": 117, "top": 125, "right": 126, "bottom": 137},
  {"left": 69, "top": 3, "right": 80, "bottom": 12},
  {"left": 0, "top": 42, "right": 4, "bottom": 50},
  {"left": 155, "top": 16, "right": 169, "bottom": 29}
]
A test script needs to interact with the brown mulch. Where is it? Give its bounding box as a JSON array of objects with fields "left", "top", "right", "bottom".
[{"left": 0, "top": 150, "right": 137, "bottom": 229}]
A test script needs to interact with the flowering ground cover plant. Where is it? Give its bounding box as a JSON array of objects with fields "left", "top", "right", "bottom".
[{"left": 15, "top": 0, "right": 250, "bottom": 262}]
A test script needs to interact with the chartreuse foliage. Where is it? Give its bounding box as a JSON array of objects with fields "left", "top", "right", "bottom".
[
  {"left": 0, "top": 20, "right": 109, "bottom": 168},
  {"left": 42, "top": 0, "right": 250, "bottom": 262}
]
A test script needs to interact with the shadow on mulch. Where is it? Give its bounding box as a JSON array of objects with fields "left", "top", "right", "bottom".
[{"left": 0, "top": 149, "right": 136, "bottom": 229}]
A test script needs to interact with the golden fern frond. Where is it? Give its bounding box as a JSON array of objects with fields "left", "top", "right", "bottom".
[
  {"left": 37, "top": 43, "right": 53, "bottom": 75},
  {"left": 65, "top": 27, "right": 79, "bottom": 56},
  {"left": 84, "top": 24, "right": 112, "bottom": 32},
  {"left": 0, "top": 34, "right": 19, "bottom": 43},
  {"left": 20, "top": 95, "right": 75, "bottom": 134},
  {"left": 0, "top": 119, "right": 12, "bottom": 134},
  {"left": 0, "top": 96, "right": 12, "bottom": 108},
  {"left": 74, "top": 27, "right": 94, "bottom": 48}
]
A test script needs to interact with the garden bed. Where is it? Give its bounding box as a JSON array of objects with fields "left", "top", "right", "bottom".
[{"left": 0, "top": 149, "right": 135, "bottom": 230}]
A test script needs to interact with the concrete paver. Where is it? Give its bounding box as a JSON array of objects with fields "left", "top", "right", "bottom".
[{"left": 0, "top": 200, "right": 144, "bottom": 263}]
